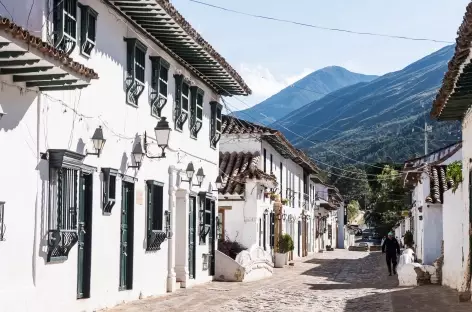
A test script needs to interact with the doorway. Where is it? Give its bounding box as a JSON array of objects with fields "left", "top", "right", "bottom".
[
  {"left": 119, "top": 181, "right": 134, "bottom": 291},
  {"left": 77, "top": 173, "right": 93, "bottom": 299}
]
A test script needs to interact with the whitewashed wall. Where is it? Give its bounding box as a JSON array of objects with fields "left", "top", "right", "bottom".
[
  {"left": 219, "top": 136, "right": 316, "bottom": 259},
  {"left": 0, "top": 1, "right": 222, "bottom": 311},
  {"left": 442, "top": 187, "right": 466, "bottom": 290},
  {"left": 422, "top": 203, "right": 443, "bottom": 265}
]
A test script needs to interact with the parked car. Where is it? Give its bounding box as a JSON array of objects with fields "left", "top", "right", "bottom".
[{"left": 358, "top": 242, "right": 369, "bottom": 247}]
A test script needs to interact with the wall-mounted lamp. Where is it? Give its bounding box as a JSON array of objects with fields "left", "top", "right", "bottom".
[
  {"left": 144, "top": 117, "right": 172, "bottom": 159},
  {"left": 129, "top": 141, "right": 145, "bottom": 169},
  {"left": 263, "top": 208, "right": 269, "bottom": 216},
  {"left": 211, "top": 176, "right": 223, "bottom": 192},
  {"left": 86, "top": 126, "right": 106, "bottom": 157},
  {"left": 181, "top": 162, "right": 205, "bottom": 187}
]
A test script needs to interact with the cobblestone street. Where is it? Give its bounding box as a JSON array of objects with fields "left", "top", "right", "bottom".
[{"left": 107, "top": 250, "right": 472, "bottom": 312}]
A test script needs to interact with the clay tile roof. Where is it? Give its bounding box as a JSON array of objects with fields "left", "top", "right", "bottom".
[
  {"left": 425, "top": 165, "right": 454, "bottom": 204},
  {"left": 218, "top": 151, "right": 277, "bottom": 195},
  {"left": 221, "top": 115, "right": 319, "bottom": 174},
  {"left": 431, "top": 2, "right": 472, "bottom": 120},
  {"left": 0, "top": 17, "right": 98, "bottom": 80}
]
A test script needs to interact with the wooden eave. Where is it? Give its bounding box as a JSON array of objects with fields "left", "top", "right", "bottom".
[
  {"left": 106, "top": 0, "right": 250, "bottom": 96},
  {"left": 0, "top": 18, "right": 98, "bottom": 91}
]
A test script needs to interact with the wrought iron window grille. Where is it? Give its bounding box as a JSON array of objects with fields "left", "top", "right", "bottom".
[
  {"left": 0, "top": 201, "right": 5, "bottom": 241},
  {"left": 209, "top": 101, "right": 222, "bottom": 149},
  {"left": 174, "top": 74, "right": 190, "bottom": 131},
  {"left": 47, "top": 229, "right": 79, "bottom": 262},
  {"left": 150, "top": 56, "right": 169, "bottom": 118},
  {"left": 51, "top": 0, "right": 77, "bottom": 55},
  {"left": 124, "top": 38, "right": 147, "bottom": 106},
  {"left": 189, "top": 86, "right": 204, "bottom": 138},
  {"left": 79, "top": 4, "right": 97, "bottom": 57},
  {"left": 102, "top": 168, "right": 118, "bottom": 215},
  {"left": 147, "top": 230, "right": 167, "bottom": 251},
  {"left": 146, "top": 180, "right": 165, "bottom": 251}
]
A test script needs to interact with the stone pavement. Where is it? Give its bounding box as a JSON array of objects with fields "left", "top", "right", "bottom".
[{"left": 106, "top": 250, "right": 472, "bottom": 312}]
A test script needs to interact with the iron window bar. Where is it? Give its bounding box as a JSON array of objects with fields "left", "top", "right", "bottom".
[{"left": 147, "top": 230, "right": 167, "bottom": 251}]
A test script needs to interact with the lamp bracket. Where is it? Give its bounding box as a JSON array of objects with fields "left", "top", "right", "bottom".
[{"left": 143, "top": 132, "right": 166, "bottom": 159}]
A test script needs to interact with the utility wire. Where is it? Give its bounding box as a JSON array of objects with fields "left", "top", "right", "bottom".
[{"left": 189, "top": 0, "right": 454, "bottom": 44}]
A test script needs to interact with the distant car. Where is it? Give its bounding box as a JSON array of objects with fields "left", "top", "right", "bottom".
[{"left": 358, "top": 242, "right": 369, "bottom": 247}]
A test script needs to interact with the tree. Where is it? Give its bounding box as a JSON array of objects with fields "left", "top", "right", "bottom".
[
  {"left": 328, "top": 165, "right": 371, "bottom": 209},
  {"left": 347, "top": 200, "right": 360, "bottom": 223},
  {"left": 364, "top": 165, "right": 406, "bottom": 236}
]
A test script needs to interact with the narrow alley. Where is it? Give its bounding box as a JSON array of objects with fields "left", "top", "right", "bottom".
[{"left": 107, "top": 250, "right": 471, "bottom": 312}]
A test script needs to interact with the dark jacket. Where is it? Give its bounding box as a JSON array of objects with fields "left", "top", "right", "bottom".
[{"left": 382, "top": 237, "right": 400, "bottom": 255}]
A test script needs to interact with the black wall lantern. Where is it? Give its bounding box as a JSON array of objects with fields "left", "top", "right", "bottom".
[
  {"left": 86, "top": 126, "right": 106, "bottom": 157},
  {"left": 144, "top": 117, "right": 172, "bottom": 159},
  {"left": 181, "top": 162, "right": 205, "bottom": 187},
  {"left": 129, "top": 141, "right": 145, "bottom": 169}
]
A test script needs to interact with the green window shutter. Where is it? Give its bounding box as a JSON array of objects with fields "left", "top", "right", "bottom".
[
  {"left": 209, "top": 102, "right": 222, "bottom": 148},
  {"left": 149, "top": 57, "right": 169, "bottom": 117},
  {"left": 174, "top": 74, "right": 188, "bottom": 131},
  {"left": 124, "top": 38, "right": 147, "bottom": 106}
]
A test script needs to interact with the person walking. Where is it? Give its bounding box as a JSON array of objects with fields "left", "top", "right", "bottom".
[{"left": 382, "top": 231, "right": 401, "bottom": 276}]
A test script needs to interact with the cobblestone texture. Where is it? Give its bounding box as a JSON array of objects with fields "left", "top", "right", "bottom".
[{"left": 106, "top": 250, "right": 472, "bottom": 312}]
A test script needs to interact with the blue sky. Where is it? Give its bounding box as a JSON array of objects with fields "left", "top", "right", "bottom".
[{"left": 171, "top": 0, "right": 470, "bottom": 110}]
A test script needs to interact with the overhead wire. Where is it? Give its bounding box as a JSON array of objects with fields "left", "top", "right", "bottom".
[{"left": 188, "top": 0, "right": 454, "bottom": 44}]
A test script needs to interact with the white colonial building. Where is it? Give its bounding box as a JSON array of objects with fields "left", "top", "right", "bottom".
[
  {"left": 0, "top": 0, "right": 250, "bottom": 311},
  {"left": 429, "top": 1, "right": 472, "bottom": 298},
  {"left": 314, "top": 181, "right": 342, "bottom": 250},
  {"left": 217, "top": 115, "right": 322, "bottom": 260},
  {"left": 402, "top": 143, "right": 462, "bottom": 267}
]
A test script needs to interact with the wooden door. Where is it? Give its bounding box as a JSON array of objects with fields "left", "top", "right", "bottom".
[
  {"left": 119, "top": 181, "right": 134, "bottom": 291},
  {"left": 209, "top": 200, "right": 216, "bottom": 276},
  {"left": 77, "top": 173, "right": 93, "bottom": 299},
  {"left": 188, "top": 196, "right": 196, "bottom": 279}
]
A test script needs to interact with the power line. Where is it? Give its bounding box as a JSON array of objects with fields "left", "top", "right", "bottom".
[{"left": 188, "top": 0, "right": 454, "bottom": 44}]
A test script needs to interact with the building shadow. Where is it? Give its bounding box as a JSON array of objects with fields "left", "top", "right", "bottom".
[{"left": 301, "top": 252, "right": 472, "bottom": 311}]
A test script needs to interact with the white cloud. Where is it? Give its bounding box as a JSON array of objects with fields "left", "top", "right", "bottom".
[{"left": 235, "top": 64, "right": 313, "bottom": 110}]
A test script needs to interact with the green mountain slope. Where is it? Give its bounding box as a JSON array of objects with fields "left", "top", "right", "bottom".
[
  {"left": 273, "top": 45, "right": 461, "bottom": 167},
  {"left": 234, "top": 66, "right": 378, "bottom": 124}
]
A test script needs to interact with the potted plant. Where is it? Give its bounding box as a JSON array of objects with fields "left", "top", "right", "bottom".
[
  {"left": 281, "top": 198, "right": 289, "bottom": 205},
  {"left": 274, "top": 234, "right": 294, "bottom": 268},
  {"left": 270, "top": 193, "right": 277, "bottom": 201}
]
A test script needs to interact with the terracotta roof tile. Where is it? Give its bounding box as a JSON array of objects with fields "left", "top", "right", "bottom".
[
  {"left": 219, "top": 151, "right": 277, "bottom": 195},
  {"left": 425, "top": 165, "right": 454, "bottom": 204},
  {"left": 431, "top": 2, "right": 472, "bottom": 119},
  {"left": 221, "top": 115, "right": 319, "bottom": 174},
  {"left": 0, "top": 17, "right": 98, "bottom": 80}
]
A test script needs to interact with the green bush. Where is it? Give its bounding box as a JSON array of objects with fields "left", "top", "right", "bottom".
[
  {"left": 277, "top": 234, "right": 294, "bottom": 253},
  {"left": 404, "top": 230, "right": 414, "bottom": 248}
]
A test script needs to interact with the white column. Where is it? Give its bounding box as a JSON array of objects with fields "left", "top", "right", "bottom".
[
  {"left": 174, "top": 188, "right": 189, "bottom": 287},
  {"left": 167, "top": 166, "right": 178, "bottom": 292}
]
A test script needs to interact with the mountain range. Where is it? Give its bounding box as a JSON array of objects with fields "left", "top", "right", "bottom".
[
  {"left": 236, "top": 45, "right": 461, "bottom": 166},
  {"left": 234, "top": 66, "right": 378, "bottom": 124}
]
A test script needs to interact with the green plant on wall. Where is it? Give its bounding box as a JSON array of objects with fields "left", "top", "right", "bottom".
[
  {"left": 403, "top": 230, "right": 414, "bottom": 248},
  {"left": 446, "top": 161, "right": 462, "bottom": 193}
]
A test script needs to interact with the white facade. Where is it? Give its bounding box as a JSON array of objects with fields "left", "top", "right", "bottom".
[
  {"left": 0, "top": 1, "right": 249, "bottom": 311},
  {"left": 218, "top": 121, "right": 325, "bottom": 260}
]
